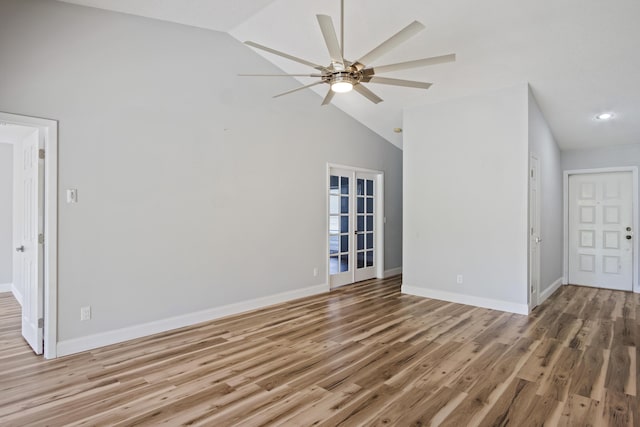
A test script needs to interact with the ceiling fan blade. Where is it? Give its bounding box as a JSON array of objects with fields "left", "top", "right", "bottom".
[
  {"left": 356, "top": 21, "right": 425, "bottom": 67},
  {"left": 371, "top": 54, "right": 456, "bottom": 74},
  {"left": 273, "top": 81, "right": 325, "bottom": 98},
  {"left": 245, "top": 41, "right": 325, "bottom": 71},
  {"left": 317, "top": 15, "right": 343, "bottom": 66},
  {"left": 321, "top": 89, "right": 335, "bottom": 106},
  {"left": 366, "top": 76, "right": 432, "bottom": 89},
  {"left": 353, "top": 84, "right": 383, "bottom": 104},
  {"left": 340, "top": 0, "right": 345, "bottom": 59},
  {"left": 239, "top": 74, "right": 323, "bottom": 77}
]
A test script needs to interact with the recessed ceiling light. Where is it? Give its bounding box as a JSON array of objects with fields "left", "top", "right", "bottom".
[{"left": 595, "top": 112, "right": 614, "bottom": 120}]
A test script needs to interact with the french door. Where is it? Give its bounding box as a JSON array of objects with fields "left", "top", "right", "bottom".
[{"left": 329, "top": 167, "right": 380, "bottom": 288}]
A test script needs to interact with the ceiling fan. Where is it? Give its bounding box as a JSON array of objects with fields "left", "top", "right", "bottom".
[{"left": 241, "top": 0, "right": 455, "bottom": 105}]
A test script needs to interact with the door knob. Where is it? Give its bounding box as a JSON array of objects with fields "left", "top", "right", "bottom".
[
  {"left": 626, "top": 235, "right": 632, "bottom": 240},
  {"left": 16, "top": 245, "right": 25, "bottom": 252}
]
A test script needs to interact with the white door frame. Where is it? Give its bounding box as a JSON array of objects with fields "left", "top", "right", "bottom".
[
  {"left": 1, "top": 111, "right": 58, "bottom": 358},
  {"left": 529, "top": 153, "right": 540, "bottom": 310},
  {"left": 563, "top": 167, "right": 639, "bottom": 293},
  {"left": 326, "top": 163, "right": 385, "bottom": 289}
]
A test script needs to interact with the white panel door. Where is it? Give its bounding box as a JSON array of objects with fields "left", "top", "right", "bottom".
[
  {"left": 19, "top": 130, "right": 44, "bottom": 354},
  {"left": 569, "top": 172, "right": 633, "bottom": 291}
]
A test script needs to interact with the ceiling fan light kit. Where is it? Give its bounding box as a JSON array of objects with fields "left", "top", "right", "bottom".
[
  {"left": 242, "top": 0, "right": 455, "bottom": 105},
  {"left": 330, "top": 73, "right": 356, "bottom": 92}
]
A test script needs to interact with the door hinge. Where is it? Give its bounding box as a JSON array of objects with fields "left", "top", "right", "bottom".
[
  {"left": 39, "top": 149, "right": 45, "bottom": 160},
  {"left": 38, "top": 233, "right": 44, "bottom": 244},
  {"left": 530, "top": 169, "right": 534, "bottom": 178},
  {"left": 38, "top": 318, "right": 44, "bottom": 328}
]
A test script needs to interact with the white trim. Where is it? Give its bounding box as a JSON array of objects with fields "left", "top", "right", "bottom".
[
  {"left": 384, "top": 267, "right": 402, "bottom": 278},
  {"left": 0, "top": 111, "right": 58, "bottom": 359},
  {"left": 327, "top": 163, "right": 385, "bottom": 174},
  {"left": 11, "top": 283, "right": 23, "bottom": 306},
  {"left": 563, "top": 167, "right": 639, "bottom": 293},
  {"left": 538, "top": 277, "right": 562, "bottom": 305},
  {"left": 57, "top": 283, "right": 327, "bottom": 357},
  {"left": 528, "top": 152, "right": 541, "bottom": 311},
  {"left": 376, "top": 173, "right": 385, "bottom": 279},
  {"left": 401, "top": 284, "right": 529, "bottom": 315},
  {"left": 0, "top": 283, "right": 11, "bottom": 292}
]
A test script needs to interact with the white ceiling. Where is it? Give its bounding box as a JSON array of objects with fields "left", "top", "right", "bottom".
[
  {"left": 59, "top": 0, "right": 279, "bottom": 32},
  {"left": 58, "top": 0, "right": 640, "bottom": 151}
]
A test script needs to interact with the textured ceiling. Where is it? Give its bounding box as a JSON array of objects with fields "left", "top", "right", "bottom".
[{"left": 58, "top": 0, "right": 640, "bottom": 151}]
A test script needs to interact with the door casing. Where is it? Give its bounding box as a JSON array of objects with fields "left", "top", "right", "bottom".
[
  {"left": 529, "top": 154, "right": 541, "bottom": 309},
  {"left": 563, "top": 167, "right": 639, "bottom": 293}
]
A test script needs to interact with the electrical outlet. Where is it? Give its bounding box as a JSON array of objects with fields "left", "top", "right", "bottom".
[
  {"left": 313, "top": 267, "right": 318, "bottom": 277},
  {"left": 456, "top": 274, "right": 463, "bottom": 284},
  {"left": 80, "top": 306, "right": 91, "bottom": 321}
]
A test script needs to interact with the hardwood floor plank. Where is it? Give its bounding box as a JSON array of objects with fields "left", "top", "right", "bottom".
[
  {"left": 536, "top": 346, "right": 581, "bottom": 401},
  {"left": 606, "top": 344, "right": 633, "bottom": 395},
  {"left": 568, "top": 345, "right": 605, "bottom": 399},
  {"left": 0, "top": 280, "right": 636, "bottom": 426},
  {"left": 557, "top": 394, "right": 602, "bottom": 427}
]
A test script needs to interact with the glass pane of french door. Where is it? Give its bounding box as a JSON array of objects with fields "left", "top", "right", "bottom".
[
  {"left": 329, "top": 173, "right": 350, "bottom": 276},
  {"left": 354, "top": 172, "right": 376, "bottom": 282},
  {"left": 356, "top": 178, "right": 375, "bottom": 269}
]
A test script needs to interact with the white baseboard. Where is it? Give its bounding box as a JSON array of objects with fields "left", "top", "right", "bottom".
[
  {"left": 539, "top": 278, "right": 563, "bottom": 304},
  {"left": 11, "top": 284, "right": 23, "bottom": 306},
  {"left": 57, "top": 283, "right": 327, "bottom": 357},
  {"left": 383, "top": 267, "right": 402, "bottom": 278},
  {"left": 401, "top": 285, "right": 529, "bottom": 315},
  {"left": 0, "top": 283, "right": 11, "bottom": 293}
]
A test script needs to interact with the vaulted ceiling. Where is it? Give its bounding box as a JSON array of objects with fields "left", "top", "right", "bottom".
[{"left": 59, "top": 0, "right": 640, "bottom": 151}]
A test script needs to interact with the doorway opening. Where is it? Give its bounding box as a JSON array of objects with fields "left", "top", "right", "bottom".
[
  {"left": 327, "top": 164, "right": 384, "bottom": 289},
  {"left": 563, "top": 167, "right": 638, "bottom": 293},
  {"left": 0, "top": 112, "right": 58, "bottom": 358}
]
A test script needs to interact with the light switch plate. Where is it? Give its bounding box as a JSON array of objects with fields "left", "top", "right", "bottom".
[{"left": 67, "top": 189, "right": 78, "bottom": 203}]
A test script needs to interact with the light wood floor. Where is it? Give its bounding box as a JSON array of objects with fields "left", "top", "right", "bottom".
[{"left": 0, "top": 276, "right": 637, "bottom": 426}]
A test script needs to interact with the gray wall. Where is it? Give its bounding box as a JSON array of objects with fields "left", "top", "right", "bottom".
[
  {"left": 562, "top": 143, "right": 640, "bottom": 242},
  {"left": 562, "top": 143, "right": 640, "bottom": 171},
  {"left": 0, "top": 0, "right": 402, "bottom": 342},
  {"left": 0, "top": 143, "right": 12, "bottom": 285},
  {"left": 528, "top": 89, "right": 563, "bottom": 296},
  {"left": 403, "top": 84, "right": 529, "bottom": 311}
]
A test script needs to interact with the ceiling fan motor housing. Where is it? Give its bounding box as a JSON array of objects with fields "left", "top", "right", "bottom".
[{"left": 327, "top": 70, "right": 360, "bottom": 86}]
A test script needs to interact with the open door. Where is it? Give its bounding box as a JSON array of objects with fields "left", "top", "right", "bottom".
[
  {"left": 328, "top": 166, "right": 383, "bottom": 288},
  {"left": 17, "top": 129, "right": 44, "bottom": 354}
]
